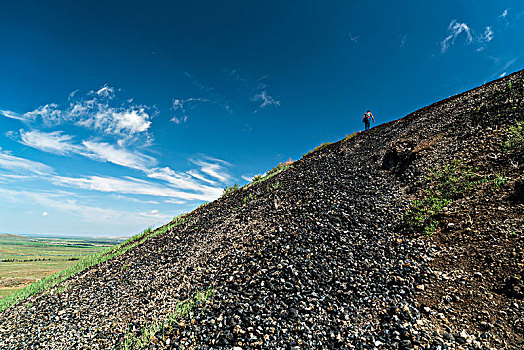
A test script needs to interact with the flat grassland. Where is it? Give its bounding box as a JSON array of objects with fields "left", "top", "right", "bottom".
[{"left": 0, "top": 234, "right": 122, "bottom": 299}]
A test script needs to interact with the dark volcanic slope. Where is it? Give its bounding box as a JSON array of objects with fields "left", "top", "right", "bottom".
[{"left": 1, "top": 71, "right": 523, "bottom": 349}]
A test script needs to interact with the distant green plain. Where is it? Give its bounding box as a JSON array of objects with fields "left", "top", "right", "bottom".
[{"left": 0, "top": 234, "right": 122, "bottom": 300}]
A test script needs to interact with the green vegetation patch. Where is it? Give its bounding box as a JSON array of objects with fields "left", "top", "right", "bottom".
[
  {"left": 0, "top": 215, "right": 187, "bottom": 312},
  {"left": 344, "top": 131, "right": 358, "bottom": 141},
  {"left": 504, "top": 120, "right": 523, "bottom": 152},
  {"left": 222, "top": 160, "right": 293, "bottom": 196},
  {"left": 249, "top": 162, "right": 291, "bottom": 187},
  {"left": 120, "top": 288, "right": 215, "bottom": 349},
  {"left": 302, "top": 141, "right": 332, "bottom": 158},
  {"left": 221, "top": 183, "right": 241, "bottom": 197},
  {"left": 404, "top": 161, "right": 506, "bottom": 235}
]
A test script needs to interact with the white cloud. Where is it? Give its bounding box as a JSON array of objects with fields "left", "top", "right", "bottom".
[
  {"left": 499, "top": 9, "right": 509, "bottom": 19},
  {"left": 23, "top": 104, "right": 63, "bottom": 125},
  {"left": 348, "top": 32, "right": 359, "bottom": 43},
  {"left": 171, "top": 115, "right": 188, "bottom": 124},
  {"left": 441, "top": 20, "right": 472, "bottom": 53},
  {"left": 400, "top": 34, "right": 408, "bottom": 47},
  {"left": 82, "top": 140, "right": 157, "bottom": 170},
  {"left": 19, "top": 130, "right": 81, "bottom": 155},
  {"left": 189, "top": 157, "right": 232, "bottom": 183},
  {"left": 0, "top": 151, "right": 54, "bottom": 175},
  {"left": 14, "top": 129, "right": 156, "bottom": 171},
  {"left": 481, "top": 26, "right": 494, "bottom": 42},
  {"left": 94, "top": 85, "right": 115, "bottom": 98},
  {"left": 241, "top": 174, "right": 260, "bottom": 182},
  {"left": 6, "top": 85, "right": 154, "bottom": 144},
  {"left": 138, "top": 209, "right": 171, "bottom": 220},
  {"left": 147, "top": 166, "right": 225, "bottom": 198},
  {"left": 499, "top": 72, "right": 507, "bottom": 78},
  {"left": 52, "top": 174, "right": 222, "bottom": 201},
  {"left": 0, "top": 187, "right": 149, "bottom": 224},
  {"left": 77, "top": 106, "right": 152, "bottom": 140},
  {"left": 1, "top": 110, "right": 28, "bottom": 121},
  {"left": 503, "top": 58, "right": 517, "bottom": 70},
  {"left": 252, "top": 90, "right": 281, "bottom": 112},
  {"left": 171, "top": 98, "right": 208, "bottom": 124},
  {"left": 42, "top": 211, "right": 49, "bottom": 216},
  {"left": 112, "top": 194, "right": 159, "bottom": 205}
]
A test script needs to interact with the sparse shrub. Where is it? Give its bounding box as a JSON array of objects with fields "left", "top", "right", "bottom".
[
  {"left": 504, "top": 121, "right": 523, "bottom": 152},
  {"left": 344, "top": 131, "right": 358, "bottom": 141},
  {"left": 404, "top": 160, "right": 507, "bottom": 235},
  {"left": 121, "top": 289, "right": 215, "bottom": 349},
  {"left": 246, "top": 159, "right": 293, "bottom": 189},
  {"left": 303, "top": 142, "right": 332, "bottom": 158},
  {"left": 222, "top": 184, "right": 240, "bottom": 197},
  {"left": 266, "top": 158, "right": 293, "bottom": 176}
]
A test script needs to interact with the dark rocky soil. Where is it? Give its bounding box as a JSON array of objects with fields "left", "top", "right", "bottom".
[{"left": 0, "top": 71, "right": 522, "bottom": 349}]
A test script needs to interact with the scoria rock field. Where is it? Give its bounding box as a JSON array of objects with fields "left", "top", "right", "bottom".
[{"left": 1, "top": 70, "right": 523, "bottom": 349}]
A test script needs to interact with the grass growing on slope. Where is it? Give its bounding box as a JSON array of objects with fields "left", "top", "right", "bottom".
[
  {"left": 302, "top": 141, "right": 332, "bottom": 158},
  {"left": 504, "top": 120, "right": 523, "bottom": 152},
  {"left": 0, "top": 215, "right": 188, "bottom": 313},
  {"left": 120, "top": 288, "right": 215, "bottom": 349},
  {"left": 404, "top": 161, "right": 506, "bottom": 235}
]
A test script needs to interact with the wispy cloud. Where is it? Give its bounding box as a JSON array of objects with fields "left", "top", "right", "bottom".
[
  {"left": 0, "top": 187, "right": 152, "bottom": 224},
  {"left": 82, "top": 140, "right": 157, "bottom": 171},
  {"left": 13, "top": 129, "right": 156, "bottom": 171},
  {"left": 441, "top": 20, "right": 472, "bottom": 53},
  {"left": 348, "top": 32, "right": 359, "bottom": 43},
  {"left": 241, "top": 174, "right": 259, "bottom": 182},
  {"left": 1, "top": 110, "right": 28, "bottom": 121},
  {"left": 93, "top": 84, "right": 116, "bottom": 99},
  {"left": 171, "top": 115, "right": 188, "bottom": 124},
  {"left": 441, "top": 20, "right": 497, "bottom": 53},
  {"left": 252, "top": 90, "right": 281, "bottom": 112},
  {"left": 189, "top": 157, "right": 232, "bottom": 183},
  {"left": 138, "top": 209, "right": 171, "bottom": 221},
  {"left": 2, "top": 85, "right": 154, "bottom": 144},
  {"left": 19, "top": 130, "right": 81, "bottom": 155},
  {"left": 171, "top": 97, "right": 209, "bottom": 124},
  {"left": 52, "top": 174, "right": 222, "bottom": 201},
  {"left": 400, "top": 34, "right": 408, "bottom": 47},
  {"left": 147, "top": 166, "right": 220, "bottom": 193},
  {"left": 112, "top": 194, "right": 159, "bottom": 205},
  {"left": 499, "top": 9, "right": 509, "bottom": 19},
  {"left": 0, "top": 150, "right": 54, "bottom": 175}
]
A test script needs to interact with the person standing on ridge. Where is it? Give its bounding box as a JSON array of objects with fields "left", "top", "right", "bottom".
[{"left": 362, "top": 110, "right": 375, "bottom": 131}]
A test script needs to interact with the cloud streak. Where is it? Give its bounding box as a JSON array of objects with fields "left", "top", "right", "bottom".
[
  {"left": 19, "top": 130, "right": 81, "bottom": 155},
  {"left": 0, "top": 187, "right": 157, "bottom": 225},
  {"left": 52, "top": 174, "right": 222, "bottom": 201},
  {"left": 171, "top": 97, "right": 209, "bottom": 124},
  {"left": 0, "top": 151, "right": 54, "bottom": 175},
  {"left": 252, "top": 90, "right": 281, "bottom": 112},
  {"left": 82, "top": 140, "right": 156, "bottom": 171},
  {"left": 441, "top": 20, "right": 472, "bottom": 53}
]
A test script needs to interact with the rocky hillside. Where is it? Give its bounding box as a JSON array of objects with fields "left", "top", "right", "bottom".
[{"left": 0, "top": 71, "right": 522, "bottom": 349}]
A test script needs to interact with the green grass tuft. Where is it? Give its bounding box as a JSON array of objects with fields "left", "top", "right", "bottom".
[
  {"left": 504, "top": 121, "right": 523, "bottom": 152},
  {"left": 120, "top": 288, "right": 215, "bottom": 349},
  {"left": 404, "top": 161, "right": 508, "bottom": 235}
]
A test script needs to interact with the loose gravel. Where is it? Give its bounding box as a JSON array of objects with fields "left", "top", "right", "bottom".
[{"left": 0, "top": 71, "right": 522, "bottom": 349}]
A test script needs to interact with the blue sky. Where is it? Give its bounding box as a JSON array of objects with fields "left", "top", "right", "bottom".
[{"left": 0, "top": 1, "right": 522, "bottom": 237}]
